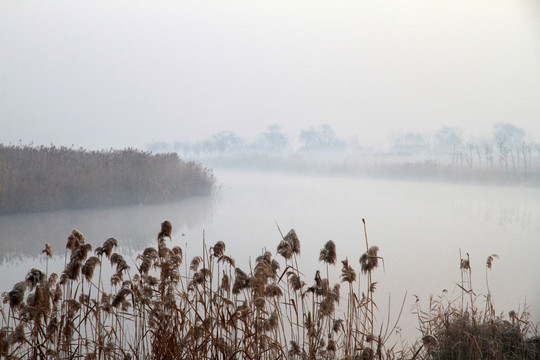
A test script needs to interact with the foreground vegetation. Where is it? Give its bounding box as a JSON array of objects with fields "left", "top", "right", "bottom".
[
  {"left": 0, "top": 144, "right": 215, "bottom": 215},
  {"left": 0, "top": 220, "right": 538, "bottom": 359}
]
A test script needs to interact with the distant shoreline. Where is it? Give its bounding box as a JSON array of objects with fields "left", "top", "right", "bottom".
[{"left": 198, "top": 153, "right": 540, "bottom": 188}]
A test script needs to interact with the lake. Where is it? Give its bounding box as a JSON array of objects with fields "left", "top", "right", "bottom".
[{"left": 1, "top": 169, "right": 538, "bottom": 343}]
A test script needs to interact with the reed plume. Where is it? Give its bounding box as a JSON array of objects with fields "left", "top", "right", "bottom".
[
  {"left": 212, "top": 241, "right": 225, "bottom": 257},
  {"left": 287, "top": 271, "right": 305, "bottom": 291},
  {"left": 217, "top": 255, "right": 235, "bottom": 267},
  {"left": 5, "top": 282, "right": 26, "bottom": 309},
  {"left": 359, "top": 245, "right": 379, "bottom": 273},
  {"left": 264, "top": 284, "right": 283, "bottom": 298},
  {"left": 486, "top": 254, "right": 499, "bottom": 269},
  {"left": 158, "top": 220, "right": 172, "bottom": 239},
  {"left": 42, "top": 243, "right": 52, "bottom": 258},
  {"left": 283, "top": 229, "right": 300, "bottom": 254},
  {"left": 277, "top": 240, "right": 293, "bottom": 260},
  {"left": 340, "top": 258, "right": 356, "bottom": 283},
  {"left": 112, "top": 287, "right": 132, "bottom": 308},
  {"left": 110, "top": 253, "right": 129, "bottom": 272},
  {"left": 82, "top": 256, "right": 101, "bottom": 282},
  {"left": 232, "top": 268, "right": 251, "bottom": 294},
  {"left": 319, "top": 240, "right": 337, "bottom": 265},
  {"left": 95, "top": 237, "right": 118, "bottom": 258},
  {"left": 25, "top": 268, "right": 45, "bottom": 290}
]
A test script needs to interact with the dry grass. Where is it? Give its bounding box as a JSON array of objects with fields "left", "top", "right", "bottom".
[
  {"left": 411, "top": 252, "right": 539, "bottom": 360},
  {"left": 0, "top": 144, "right": 215, "bottom": 215},
  {"left": 0, "top": 221, "right": 537, "bottom": 360}
]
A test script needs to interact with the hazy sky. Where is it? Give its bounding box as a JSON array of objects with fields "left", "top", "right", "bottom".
[{"left": 2, "top": 0, "right": 540, "bottom": 150}]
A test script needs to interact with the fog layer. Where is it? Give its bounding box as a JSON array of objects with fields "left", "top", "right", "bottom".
[{"left": 2, "top": 0, "right": 540, "bottom": 149}]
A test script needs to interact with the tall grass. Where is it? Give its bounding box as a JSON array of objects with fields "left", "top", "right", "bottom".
[
  {"left": 412, "top": 252, "right": 539, "bottom": 360},
  {"left": 0, "top": 221, "right": 537, "bottom": 359},
  {"left": 0, "top": 144, "right": 215, "bottom": 215}
]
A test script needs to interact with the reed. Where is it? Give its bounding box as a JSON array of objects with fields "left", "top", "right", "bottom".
[
  {"left": 412, "top": 252, "right": 539, "bottom": 360},
  {"left": 0, "top": 221, "right": 537, "bottom": 360},
  {"left": 0, "top": 144, "right": 215, "bottom": 215}
]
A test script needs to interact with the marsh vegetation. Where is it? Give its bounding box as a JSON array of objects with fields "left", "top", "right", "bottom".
[
  {"left": 1, "top": 220, "right": 537, "bottom": 359},
  {"left": 0, "top": 144, "right": 215, "bottom": 215}
]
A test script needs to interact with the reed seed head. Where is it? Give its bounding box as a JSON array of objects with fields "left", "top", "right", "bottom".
[
  {"left": 327, "top": 338, "right": 337, "bottom": 353},
  {"left": 289, "top": 341, "right": 301, "bottom": 357},
  {"left": 359, "top": 347, "right": 374, "bottom": 360},
  {"left": 158, "top": 220, "right": 172, "bottom": 240},
  {"left": 319, "top": 240, "right": 337, "bottom": 265},
  {"left": 190, "top": 256, "right": 202, "bottom": 271},
  {"left": 25, "top": 268, "right": 45, "bottom": 290},
  {"left": 42, "top": 243, "right": 52, "bottom": 258},
  {"left": 96, "top": 237, "right": 118, "bottom": 259},
  {"left": 253, "top": 297, "right": 266, "bottom": 310},
  {"left": 112, "top": 287, "right": 132, "bottom": 308},
  {"left": 486, "top": 254, "right": 499, "bottom": 269},
  {"left": 217, "top": 255, "right": 235, "bottom": 267},
  {"left": 284, "top": 229, "right": 300, "bottom": 254},
  {"left": 340, "top": 258, "right": 356, "bottom": 283},
  {"left": 265, "top": 311, "right": 278, "bottom": 331},
  {"left": 320, "top": 296, "right": 335, "bottom": 317},
  {"left": 360, "top": 246, "right": 380, "bottom": 273},
  {"left": 10, "top": 324, "right": 25, "bottom": 345},
  {"left": 277, "top": 240, "right": 293, "bottom": 260},
  {"left": 287, "top": 271, "right": 306, "bottom": 291},
  {"left": 232, "top": 268, "right": 251, "bottom": 294},
  {"left": 333, "top": 319, "right": 343, "bottom": 333},
  {"left": 5, "top": 282, "right": 26, "bottom": 309},
  {"left": 421, "top": 334, "right": 438, "bottom": 347},
  {"left": 212, "top": 241, "right": 226, "bottom": 257},
  {"left": 82, "top": 256, "right": 101, "bottom": 282},
  {"left": 264, "top": 284, "right": 283, "bottom": 298}
]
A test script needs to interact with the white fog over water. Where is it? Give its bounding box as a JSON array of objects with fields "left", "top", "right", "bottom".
[{"left": 1, "top": 170, "right": 539, "bottom": 342}]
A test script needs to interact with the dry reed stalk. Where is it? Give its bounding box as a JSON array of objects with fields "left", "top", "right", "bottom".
[{"left": 2, "top": 220, "right": 536, "bottom": 360}]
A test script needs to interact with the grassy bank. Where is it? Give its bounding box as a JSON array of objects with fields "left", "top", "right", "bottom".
[
  {"left": 0, "top": 145, "right": 215, "bottom": 215},
  {"left": 1, "top": 220, "right": 538, "bottom": 359}
]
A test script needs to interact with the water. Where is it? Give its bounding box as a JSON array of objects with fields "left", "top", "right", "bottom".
[{"left": 1, "top": 169, "right": 539, "bottom": 343}]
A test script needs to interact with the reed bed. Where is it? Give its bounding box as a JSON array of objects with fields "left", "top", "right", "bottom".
[
  {"left": 412, "top": 252, "right": 539, "bottom": 360},
  {"left": 0, "top": 221, "right": 537, "bottom": 360},
  {"left": 0, "top": 144, "right": 215, "bottom": 215}
]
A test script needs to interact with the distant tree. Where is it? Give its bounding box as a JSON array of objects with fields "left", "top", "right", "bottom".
[
  {"left": 391, "top": 132, "right": 430, "bottom": 154},
  {"left": 493, "top": 123, "right": 525, "bottom": 147},
  {"left": 298, "top": 124, "right": 346, "bottom": 151},
  {"left": 211, "top": 131, "right": 245, "bottom": 153},
  {"left": 482, "top": 140, "right": 494, "bottom": 169},
  {"left": 170, "top": 131, "right": 246, "bottom": 157},
  {"left": 434, "top": 126, "right": 463, "bottom": 153},
  {"left": 253, "top": 124, "right": 289, "bottom": 153},
  {"left": 492, "top": 123, "right": 525, "bottom": 171}
]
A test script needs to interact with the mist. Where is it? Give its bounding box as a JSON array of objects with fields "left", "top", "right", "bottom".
[{"left": 2, "top": 0, "right": 540, "bottom": 150}]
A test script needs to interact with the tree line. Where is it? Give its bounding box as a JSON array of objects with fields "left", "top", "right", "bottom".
[
  {"left": 0, "top": 144, "right": 215, "bottom": 215},
  {"left": 148, "top": 122, "right": 540, "bottom": 175}
]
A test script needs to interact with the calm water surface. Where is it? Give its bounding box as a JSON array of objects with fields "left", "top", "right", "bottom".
[{"left": 1, "top": 169, "right": 538, "bottom": 341}]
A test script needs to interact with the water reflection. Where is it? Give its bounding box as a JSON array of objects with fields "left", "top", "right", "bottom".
[{"left": 0, "top": 195, "right": 215, "bottom": 264}]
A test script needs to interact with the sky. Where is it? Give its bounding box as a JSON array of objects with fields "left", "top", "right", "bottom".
[{"left": 1, "top": 0, "right": 540, "bottom": 150}]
